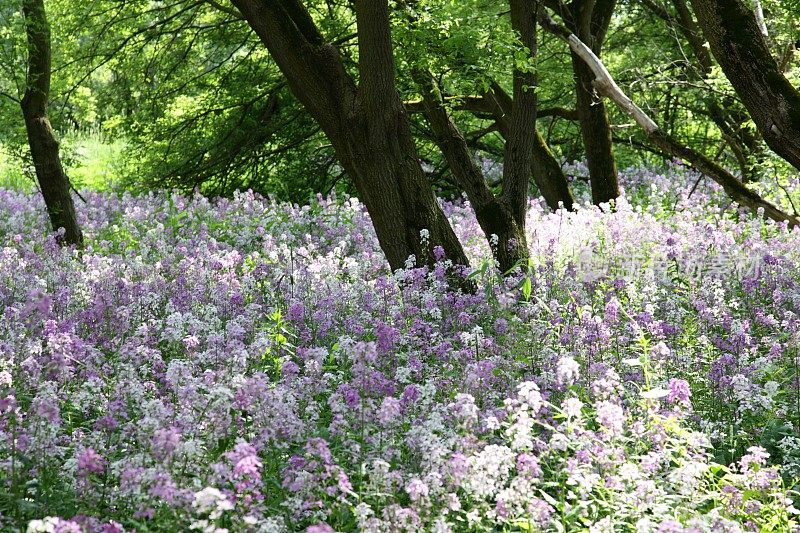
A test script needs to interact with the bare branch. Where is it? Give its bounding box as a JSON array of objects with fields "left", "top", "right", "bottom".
[{"left": 540, "top": 9, "right": 798, "bottom": 226}]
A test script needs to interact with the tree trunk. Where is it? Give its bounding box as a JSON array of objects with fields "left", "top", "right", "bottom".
[
  {"left": 568, "top": 0, "right": 620, "bottom": 205},
  {"left": 231, "top": 0, "right": 472, "bottom": 277},
  {"left": 690, "top": 0, "right": 800, "bottom": 171},
  {"left": 532, "top": 131, "right": 575, "bottom": 211},
  {"left": 485, "top": 83, "right": 575, "bottom": 211},
  {"left": 21, "top": 0, "right": 83, "bottom": 247},
  {"left": 414, "top": 71, "right": 527, "bottom": 273},
  {"left": 407, "top": 0, "right": 574, "bottom": 272},
  {"left": 572, "top": 55, "right": 619, "bottom": 204},
  {"left": 499, "top": 0, "right": 539, "bottom": 227},
  {"left": 338, "top": 108, "right": 471, "bottom": 273}
]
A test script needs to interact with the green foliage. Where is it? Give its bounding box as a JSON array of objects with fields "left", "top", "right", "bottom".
[{"left": 0, "top": 0, "right": 798, "bottom": 199}]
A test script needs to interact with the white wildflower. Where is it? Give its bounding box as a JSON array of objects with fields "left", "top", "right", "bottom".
[
  {"left": 192, "top": 487, "right": 234, "bottom": 519},
  {"left": 556, "top": 356, "right": 580, "bottom": 387},
  {"left": 27, "top": 518, "right": 59, "bottom": 533},
  {"left": 517, "top": 381, "right": 542, "bottom": 414}
]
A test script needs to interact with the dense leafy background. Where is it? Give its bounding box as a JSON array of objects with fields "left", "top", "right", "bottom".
[{"left": 1, "top": 0, "right": 798, "bottom": 202}]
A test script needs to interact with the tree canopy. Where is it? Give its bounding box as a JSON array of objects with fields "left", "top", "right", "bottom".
[{"left": 1, "top": 0, "right": 800, "bottom": 266}]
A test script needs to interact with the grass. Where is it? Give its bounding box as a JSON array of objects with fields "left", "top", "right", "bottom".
[
  {"left": 63, "top": 130, "right": 127, "bottom": 191},
  {"left": 0, "top": 145, "right": 34, "bottom": 191},
  {"left": 0, "top": 130, "right": 127, "bottom": 192}
]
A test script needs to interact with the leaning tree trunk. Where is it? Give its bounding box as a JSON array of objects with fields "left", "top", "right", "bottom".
[
  {"left": 21, "top": 0, "right": 82, "bottom": 247},
  {"left": 406, "top": 0, "right": 551, "bottom": 273},
  {"left": 531, "top": 131, "right": 575, "bottom": 211},
  {"left": 414, "top": 71, "right": 528, "bottom": 273},
  {"left": 690, "top": 0, "right": 800, "bottom": 171}
]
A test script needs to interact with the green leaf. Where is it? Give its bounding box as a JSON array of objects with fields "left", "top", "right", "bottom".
[{"left": 522, "top": 277, "right": 532, "bottom": 301}]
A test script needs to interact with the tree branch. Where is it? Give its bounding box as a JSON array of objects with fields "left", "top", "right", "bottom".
[
  {"left": 540, "top": 9, "right": 798, "bottom": 226},
  {"left": 201, "top": 0, "right": 243, "bottom": 18}
]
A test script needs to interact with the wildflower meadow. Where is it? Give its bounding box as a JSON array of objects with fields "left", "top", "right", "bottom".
[{"left": 1, "top": 165, "right": 800, "bottom": 532}]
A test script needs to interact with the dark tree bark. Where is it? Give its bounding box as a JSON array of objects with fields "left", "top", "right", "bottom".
[
  {"left": 560, "top": 0, "right": 620, "bottom": 205},
  {"left": 501, "top": 0, "right": 540, "bottom": 225},
  {"left": 402, "top": 0, "right": 573, "bottom": 218},
  {"left": 690, "top": 0, "right": 800, "bottom": 171},
  {"left": 572, "top": 55, "right": 619, "bottom": 204},
  {"left": 415, "top": 72, "right": 527, "bottom": 272},
  {"left": 231, "top": 0, "right": 471, "bottom": 276},
  {"left": 21, "top": 0, "right": 83, "bottom": 247},
  {"left": 483, "top": 83, "right": 575, "bottom": 211}
]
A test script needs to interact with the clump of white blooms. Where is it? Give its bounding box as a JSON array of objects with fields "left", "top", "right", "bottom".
[
  {"left": 192, "top": 487, "right": 234, "bottom": 519},
  {"left": 556, "top": 355, "right": 580, "bottom": 387},
  {"left": 26, "top": 518, "right": 61, "bottom": 533}
]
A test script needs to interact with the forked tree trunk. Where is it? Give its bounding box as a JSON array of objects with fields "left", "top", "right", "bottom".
[
  {"left": 231, "top": 0, "right": 472, "bottom": 278},
  {"left": 406, "top": 0, "right": 551, "bottom": 273},
  {"left": 414, "top": 72, "right": 528, "bottom": 273},
  {"left": 408, "top": 0, "right": 575, "bottom": 272},
  {"left": 21, "top": 0, "right": 83, "bottom": 247}
]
